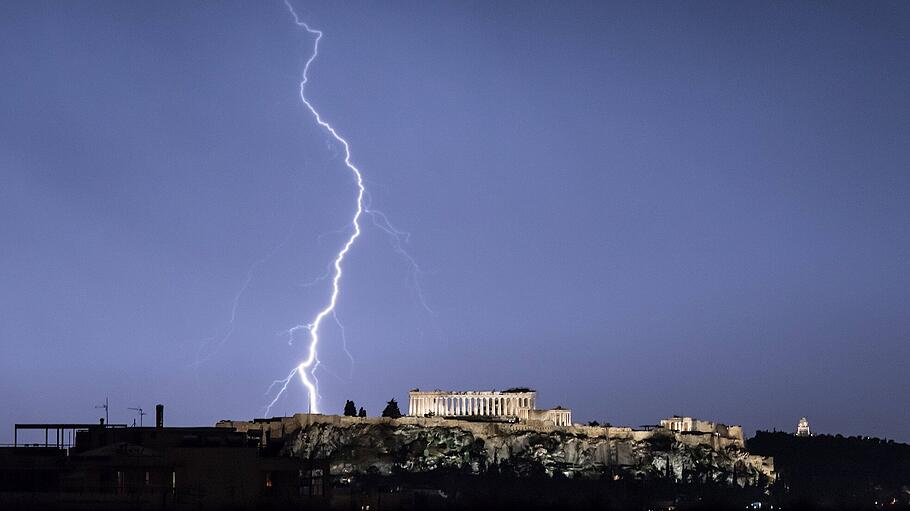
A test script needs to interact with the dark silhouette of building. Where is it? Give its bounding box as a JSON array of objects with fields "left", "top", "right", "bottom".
[{"left": 0, "top": 410, "right": 326, "bottom": 510}]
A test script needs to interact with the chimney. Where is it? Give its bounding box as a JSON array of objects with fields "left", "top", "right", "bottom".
[{"left": 155, "top": 404, "right": 164, "bottom": 428}]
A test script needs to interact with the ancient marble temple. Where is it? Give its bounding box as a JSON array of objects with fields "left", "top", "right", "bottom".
[{"left": 407, "top": 388, "right": 572, "bottom": 427}]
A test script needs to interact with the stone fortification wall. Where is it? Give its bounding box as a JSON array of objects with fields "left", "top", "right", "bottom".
[
  {"left": 218, "top": 414, "right": 744, "bottom": 449},
  {"left": 660, "top": 417, "right": 746, "bottom": 447}
]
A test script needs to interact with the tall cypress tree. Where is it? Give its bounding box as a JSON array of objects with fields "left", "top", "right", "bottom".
[{"left": 381, "top": 398, "right": 402, "bottom": 419}]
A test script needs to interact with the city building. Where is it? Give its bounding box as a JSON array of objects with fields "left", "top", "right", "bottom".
[{"left": 0, "top": 407, "right": 323, "bottom": 510}]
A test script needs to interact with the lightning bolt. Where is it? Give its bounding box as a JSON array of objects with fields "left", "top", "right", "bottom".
[
  {"left": 265, "top": 1, "right": 365, "bottom": 416},
  {"left": 193, "top": 225, "right": 298, "bottom": 371}
]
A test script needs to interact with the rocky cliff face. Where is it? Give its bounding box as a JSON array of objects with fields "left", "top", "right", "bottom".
[{"left": 274, "top": 417, "right": 774, "bottom": 488}]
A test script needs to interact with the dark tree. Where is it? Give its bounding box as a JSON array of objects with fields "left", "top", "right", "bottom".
[
  {"left": 381, "top": 398, "right": 402, "bottom": 418},
  {"left": 343, "top": 400, "right": 357, "bottom": 416},
  {"left": 358, "top": 407, "right": 366, "bottom": 418},
  {"left": 587, "top": 420, "right": 600, "bottom": 427}
]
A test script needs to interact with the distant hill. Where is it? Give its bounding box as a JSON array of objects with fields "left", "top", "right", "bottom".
[{"left": 748, "top": 431, "right": 910, "bottom": 510}]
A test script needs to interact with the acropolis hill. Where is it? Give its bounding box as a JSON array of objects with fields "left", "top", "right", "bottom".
[{"left": 218, "top": 388, "right": 775, "bottom": 489}]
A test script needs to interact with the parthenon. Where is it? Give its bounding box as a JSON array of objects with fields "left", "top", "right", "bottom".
[{"left": 407, "top": 388, "right": 572, "bottom": 427}]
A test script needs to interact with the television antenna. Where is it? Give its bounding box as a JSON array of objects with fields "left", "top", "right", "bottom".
[
  {"left": 127, "top": 407, "right": 146, "bottom": 427},
  {"left": 95, "top": 397, "right": 109, "bottom": 425}
]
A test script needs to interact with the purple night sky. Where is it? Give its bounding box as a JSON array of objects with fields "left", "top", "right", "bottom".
[{"left": 1, "top": 1, "right": 908, "bottom": 442}]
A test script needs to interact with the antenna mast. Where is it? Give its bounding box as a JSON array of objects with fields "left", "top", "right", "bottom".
[
  {"left": 94, "top": 397, "right": 109, "bottom": 425},
  {"left": 127, "top": 407, "right": 147, "bottom": 427}
]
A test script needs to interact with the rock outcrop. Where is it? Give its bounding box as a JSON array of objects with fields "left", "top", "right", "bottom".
[{"left": 220, "top": 414, "right": 774, "bottom": 488}]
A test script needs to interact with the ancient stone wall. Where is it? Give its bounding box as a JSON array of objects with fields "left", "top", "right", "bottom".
[{"left": 218, "top": 414, "right": 745, "bottom": 449}]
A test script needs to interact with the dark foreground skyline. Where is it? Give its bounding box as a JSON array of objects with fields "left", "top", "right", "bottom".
[{"left": 1, "top": 1, "right": 909, "bottom": 442}]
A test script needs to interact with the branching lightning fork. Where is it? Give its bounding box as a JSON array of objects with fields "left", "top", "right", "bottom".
[
  {"left": 264, "top": 1, "right": 435, "bottom": 416},
  {"left": 266, "top": 1, "right": 365, "bottom": 415}
]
